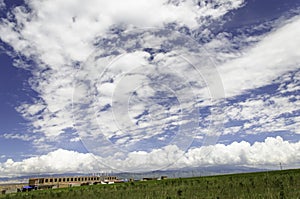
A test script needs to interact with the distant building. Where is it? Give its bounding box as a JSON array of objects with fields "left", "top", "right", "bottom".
[
  {"left": 28, "top": 176, "right": 117, "bottom": 189},
  {"left": 0, "top": 183, "right": 25, "bottom": 194}
]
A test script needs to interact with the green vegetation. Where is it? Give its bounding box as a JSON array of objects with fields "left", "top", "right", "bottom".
[{"left": 1, "top": 169, "right": 300, "bottom": 199}]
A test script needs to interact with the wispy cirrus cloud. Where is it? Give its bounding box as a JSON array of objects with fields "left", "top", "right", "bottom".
[
  {"left": 1, "top": 133, "right": 32, "bottom": 142},
  {"left": 0, "top": 0, "right": 299, "bottom": 174},
  {"left": 0, "top": 0, "right": 241, "bottom": 149},
  {"left": 0, "top": 0, "right": 5, "bottom": 9}
]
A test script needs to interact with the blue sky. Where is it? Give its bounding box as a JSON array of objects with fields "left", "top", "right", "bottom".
[{"left": 0, "top": 0, "right": 299, "bottom": 177}]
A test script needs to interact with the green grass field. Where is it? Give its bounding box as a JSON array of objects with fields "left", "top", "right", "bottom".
[{"left": 1, "top": 169, "right": 299, "bottom": 199}]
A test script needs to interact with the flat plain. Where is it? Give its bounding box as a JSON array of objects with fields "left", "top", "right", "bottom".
[{"left": 1, "top": 169, "right": 299, "bottom": 199}]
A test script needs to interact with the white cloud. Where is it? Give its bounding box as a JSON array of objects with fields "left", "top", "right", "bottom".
[
  {"left": 0, "top": 149, "right": 101, "bottom": 177},
  {"left": 0, "top": 0, "right": 240, "bottom": 147},
  {"left": 0, "top": 0, "right": 299, "bottom": 173},
  {"left": 70, "top": 29, "right": 225, "bottom": 155},
  {"left": 217, "top": 15, "right": 300, "bottom": 97},
  {"left": 70, "top": 137, "right": 81, "bottom": 142},
  {"left": 0, "top": 0, "right": 5, "bottom": 9},
  {"left": 182, "top": 136, "right": 300, "bottom": 167},
  {"left": 0, "top": 136, "right": 299, "bottom": 176},
  {"left": 1, "top": 133, "right": 32, "bottom": 142},
  {"left": 0, "top": 0, "right": 245, "bottom": 67},
  {"left": 221, "top": 71, "right": 300, "bottom": 135}
]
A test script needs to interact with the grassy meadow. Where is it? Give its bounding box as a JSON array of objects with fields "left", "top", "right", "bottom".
[{"left": 1, "top": 169, "right": 299, "bottom": 199}]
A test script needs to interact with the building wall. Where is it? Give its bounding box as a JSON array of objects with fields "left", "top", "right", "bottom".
[{"left": 29, "top": 176, "right": 117, "bottom": 187}]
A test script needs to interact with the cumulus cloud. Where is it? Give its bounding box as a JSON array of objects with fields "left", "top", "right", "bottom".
[
  {"left": 0, "top": 136, "right": 299, "bottom": 177},
  {"left": 0, "top": 0, "right": 299, "bottom": 173},
  {"left": 0, "top": 149, "right": 101, "bottom": 177},
  {"left": 183, "top": 136, "right": 300, "bottom": 167}
]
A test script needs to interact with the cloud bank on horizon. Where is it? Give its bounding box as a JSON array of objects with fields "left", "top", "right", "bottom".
[{"left": 0, "top": 0, "right": 299, "bottom": 176}]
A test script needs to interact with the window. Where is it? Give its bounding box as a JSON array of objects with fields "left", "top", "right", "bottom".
[
  {"left": 59, "top": 178, "right": 61, "bottom": 182},
  {"left": 39, "top": 179, "right": 44, "bottom": 184},
  {"left": 71, "top": 178, "right": 73, "bottom": 181},
  {"left": 67, "top": 178, "right": 69, "bottom": 182},
  {"left": 63, "top": 178, "right": 65, "bottom": 182},
  {"left": 54, "top": 178, "right": 57, "bottom": 182},
  {"left": 74, "top": 178, "right": 77, "bottom": 181},
  {"left": 50, "top": 179, "right": 53, "bottom": 183},
  {"left": 45, "top": 179, "right": 48, "bottom": 183}
]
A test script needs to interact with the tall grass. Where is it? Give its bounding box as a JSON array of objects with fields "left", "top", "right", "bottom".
[{"left": 1, "top": 169, "right": 299, "bottom": 199}]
